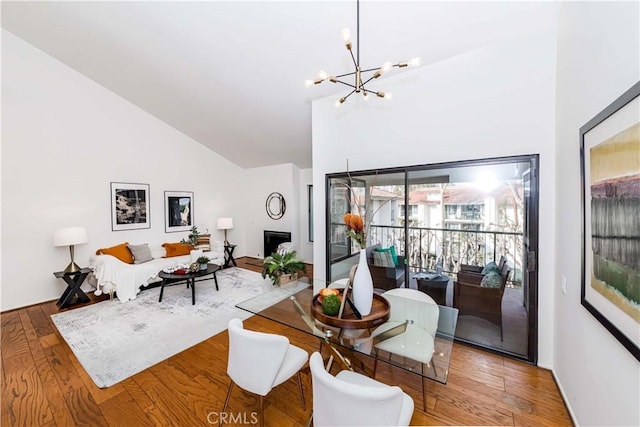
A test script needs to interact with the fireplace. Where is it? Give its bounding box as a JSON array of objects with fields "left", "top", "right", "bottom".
[{"left": 264, "top": 230, "right": 291, "bottom": 257}]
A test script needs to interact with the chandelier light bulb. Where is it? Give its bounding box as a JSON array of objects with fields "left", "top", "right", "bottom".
[
  {"left": 399, "top": 57, "right": 422, "bottom": 68},
  {"left": 342, "top": 28, "right": 352, "bottom": 50},
  {"left": 318, "top": 70, "right": 329, "bottom": 80},
  {"left": 384, "top": 92, "right": 392, "bottom": 99},
  {"left": 336, "top": 97, "right": 346, "bottom": 107},
  {"left": 305, "top": 79, "right": 313, "bottom": 87},
  {"left": 373, "top": 61, "right": 392, "bottom": 79}
]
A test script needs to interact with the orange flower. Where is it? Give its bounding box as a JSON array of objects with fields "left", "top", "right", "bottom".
[
  {"left": 350, "top": 215, "right": 364, "bottom": 232},
  {"left": 344, "top": 212, "right": 366, "bottom": 248}
]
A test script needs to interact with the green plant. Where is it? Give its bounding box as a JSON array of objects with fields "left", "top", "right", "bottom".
[
  {"left": 261, "top": 250, "right": 306, "bottom": 285},
  {"left": 181, "top": 226, "right": 201, "bottom": 247},
  {"left": 196, "top": 256, "right": 210, "bottom": 265}
]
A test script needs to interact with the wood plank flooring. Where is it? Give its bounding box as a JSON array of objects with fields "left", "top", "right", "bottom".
[{"left": 1, "top": 259, "right": 572, "bottom": 426}]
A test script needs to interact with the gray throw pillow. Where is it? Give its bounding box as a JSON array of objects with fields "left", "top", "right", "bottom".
[{"left": 128, "top": 243, "right": 153, "bottom": 264}]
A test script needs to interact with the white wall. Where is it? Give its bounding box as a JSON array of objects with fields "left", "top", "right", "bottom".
[
  {"left": 312, "top": 13, "right": 558, "bottom": 367},
  {"left": 1, "top": 30, "right": 243, "bottom": 311},
  {"left": 240, "top": 163, "right": 298, "bottom": 259},
  {"left": 554, "top": 2, "right": 640, "bottom": 426}
]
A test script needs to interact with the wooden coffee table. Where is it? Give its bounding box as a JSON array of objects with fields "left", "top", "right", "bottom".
[{"left": 158, "top": 264, "right": 220, "bottom": 305}]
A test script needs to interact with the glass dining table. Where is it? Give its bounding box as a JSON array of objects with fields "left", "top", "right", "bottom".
[{"left": 236, "top": 280, "right": 459, "bottom": 385}]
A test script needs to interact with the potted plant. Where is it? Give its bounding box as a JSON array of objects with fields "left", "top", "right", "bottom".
[
  {"left": 181, "top": 225, "right": 202, "bottom": 248},
  {"left": 261, "top": 250, "right": 306, "bottom": 286},
  {"left": 196, "top": 255, "right": 210, "bottom": 270}
]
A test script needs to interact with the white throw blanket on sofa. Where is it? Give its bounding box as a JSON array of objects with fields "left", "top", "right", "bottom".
[{"left": 91, "top": 243, "right": 224, "bottom": 303}]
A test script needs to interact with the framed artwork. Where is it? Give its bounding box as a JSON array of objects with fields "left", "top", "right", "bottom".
[
  {"left": 580, "top": 81, "right": 640, "bottom": 361},
  {"left": 110, "top": 182, "right": 150, "bottom": 231},
  {"left": 164, "top": 191, "right": 194, "bottom": 233}
]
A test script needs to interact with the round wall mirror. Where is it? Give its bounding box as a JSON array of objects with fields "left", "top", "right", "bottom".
[{"left": 265, "top": 192, "right": 286, "bottom": 220}]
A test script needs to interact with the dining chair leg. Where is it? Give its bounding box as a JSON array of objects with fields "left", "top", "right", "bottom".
[
  {"left": 305, "top": 412, "right": 313, "bottom": 427},
  {"left": 259, "top": 395, "right": 264, "bottom": 427},
  {"left": 297, "top": 371, "right": 306, "bottom": 411},
  {"left": 421, "top": 363, "right": 427, "bottom": 412},
  {"left": 220, "top": 382, "right": 234, "bottom": 427}
]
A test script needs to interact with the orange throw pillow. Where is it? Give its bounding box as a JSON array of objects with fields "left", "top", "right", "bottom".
[
  {"left": 96, "top": 242, "right": 134, "bottom": 264},
  {"left": 163, "top": 242, "right": 192, "bottom": 258}
]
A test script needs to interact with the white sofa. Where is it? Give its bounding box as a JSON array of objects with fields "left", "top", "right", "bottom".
[{"left": 90, "top": 242, "right": 225, "bottom": 303}]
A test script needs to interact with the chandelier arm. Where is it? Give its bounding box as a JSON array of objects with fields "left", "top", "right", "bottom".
[
  {"left": 334, "top": 80, "right": 357, "bottom": 89},
  {"left": 348, "top": 49, "right": 358, "bottom": 69},
  {"left": 343, "top": 89, "right": 357, "bottom": 101},
  {"left": 336, "top": 71, "right": 357, "bottom": 78},
  {"left": 360, "top": 75, "right": 377, "bottom": 87},
  {"left": 360, "top": 66, "right": 384, "bottom": 74}
]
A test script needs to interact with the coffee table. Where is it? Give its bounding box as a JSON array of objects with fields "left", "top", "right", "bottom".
[{"left": 158, "top": 264, "right": 220, "bottom": 305}]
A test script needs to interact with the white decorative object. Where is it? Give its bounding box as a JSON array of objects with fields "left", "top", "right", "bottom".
[{"left": 352, "top": 248, "right": 373, "bottom": 315}]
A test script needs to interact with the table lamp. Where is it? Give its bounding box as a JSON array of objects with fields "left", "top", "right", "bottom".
[
  {"left": 53, "top": 226, "right": 88, "bottom": 273},
  {"left": 217, "top": 218, "right": 233, "bottom": 246}
]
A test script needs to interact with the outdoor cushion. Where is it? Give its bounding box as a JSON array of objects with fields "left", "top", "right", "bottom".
[
  {"left": 480, "top": 271, "right": 502, "bottom": 288},
  {"left": 376, "top": 246, "right": 400, "bottom": 267},
  {"left": 481, "top": 261, "right": 499, "bottom": 275},
  {"left": 373, "top": 250, "right": 395, "bottom": 268}
]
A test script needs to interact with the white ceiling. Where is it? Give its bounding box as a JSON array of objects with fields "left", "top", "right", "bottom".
[{"left": 1, "top": 1, "right": 554, "bottom": 169}]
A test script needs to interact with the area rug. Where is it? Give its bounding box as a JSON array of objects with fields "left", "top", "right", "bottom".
[{"left": 50, "top": 267, "right": 309, "bottom": 388}]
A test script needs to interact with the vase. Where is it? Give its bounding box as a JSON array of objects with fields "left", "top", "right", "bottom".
[{"left": 352, "top": 248, "right": 373, "bottom": 316}]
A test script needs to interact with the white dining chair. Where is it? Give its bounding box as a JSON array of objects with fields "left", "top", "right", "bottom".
[
  {"left": 371, "top": 288, "right": 440, "bottom": 411},
  {"left": 222, "top": 318, "right": 309, "bottom": 427},
  {"left": 309, "top": 352, "right": 414, "bottom": 426}
]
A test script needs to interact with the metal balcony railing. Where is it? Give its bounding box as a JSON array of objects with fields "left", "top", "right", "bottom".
[{"left": 367, "top": 224, "right": 524, "bottom": 287}]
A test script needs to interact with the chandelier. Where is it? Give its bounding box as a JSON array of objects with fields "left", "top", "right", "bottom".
[{"left": 306, "top": 0, "right": 420, "bottom": 106}]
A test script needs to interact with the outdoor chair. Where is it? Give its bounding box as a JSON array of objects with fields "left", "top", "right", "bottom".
[{"left": 453, "top": 261, "right": 511, "bottom": 340}]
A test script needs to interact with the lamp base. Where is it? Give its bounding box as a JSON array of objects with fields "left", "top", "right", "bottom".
[{"left": 63, "top": 262, "right": 82, "bottom": 274}]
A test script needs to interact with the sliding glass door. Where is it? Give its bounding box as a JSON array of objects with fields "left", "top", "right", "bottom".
[{"left": 326, "top": 155, "right": 539, "bottom": 362}]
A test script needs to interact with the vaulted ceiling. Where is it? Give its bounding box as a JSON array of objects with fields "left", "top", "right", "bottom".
[{"left": 1, "top": 1, "right": 554, "bottom": 169}]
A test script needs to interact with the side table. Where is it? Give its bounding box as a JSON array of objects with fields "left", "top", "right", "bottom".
[
  {"left": 54, "top": 268, "right": 92, "bottom": 309},
  {"left": 224, "top": 244, "right": 237, "bottom": 268},
  {"left": 415, "top": 273, "right": 450, "bottom": 306}
]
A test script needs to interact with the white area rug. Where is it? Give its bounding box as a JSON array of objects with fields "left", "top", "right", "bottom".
[{"left": 51, "top": 267, "right": 309, "bottom": 388}]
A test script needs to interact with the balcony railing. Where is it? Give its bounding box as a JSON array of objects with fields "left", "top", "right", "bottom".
[{"left": 368, "top": 224, "right": 524, "bottom": 287}]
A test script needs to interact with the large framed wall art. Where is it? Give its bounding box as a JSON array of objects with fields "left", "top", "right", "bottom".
[
  {"left": 580, "top": 81, "right": 640, "bottom": 361},
  {"left": 110, "top": 182, "right": 150, "bottom": 231},
  {"left": 164, "top": 191, "right": 194, "bottom": 233}
]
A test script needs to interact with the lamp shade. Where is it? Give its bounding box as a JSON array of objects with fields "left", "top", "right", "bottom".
[
  {"left": 217, "top": 218, "right": 233, "bottom": 230},
  {"left": 53, "top": 227, "right": 88, "bottom": 247}
]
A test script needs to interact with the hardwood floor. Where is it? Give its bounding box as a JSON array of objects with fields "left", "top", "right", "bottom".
[{"left": 2, "top": 260, "right": 572, "bottom": 426}]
